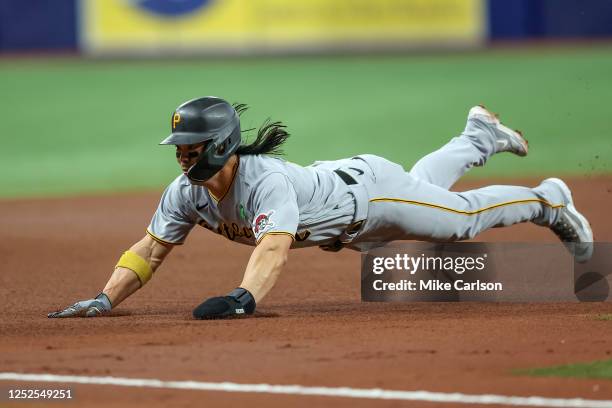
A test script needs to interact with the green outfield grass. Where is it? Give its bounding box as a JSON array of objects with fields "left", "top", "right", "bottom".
[
  {"left": 518, "top": 360, "right": 612, "bottom": 380},
  {"left": 1, "top": 46, "right": 611, "bottom": 198}
]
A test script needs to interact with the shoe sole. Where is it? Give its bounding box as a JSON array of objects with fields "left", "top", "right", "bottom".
[
  {"left": 545, "top": 177, "right": 594, "bottom": 262},
  {"left": 468, "top": 105, "right": 529, "bottom": 157}
]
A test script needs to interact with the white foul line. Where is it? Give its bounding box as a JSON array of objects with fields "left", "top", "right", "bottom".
[{"left": 0, "top": 372, "right": 611, "bottom": 408}]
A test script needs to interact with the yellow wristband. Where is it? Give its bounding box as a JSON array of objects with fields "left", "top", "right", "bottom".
[{"left": 116, "top": 250, "right": 153, "bottom": 286}]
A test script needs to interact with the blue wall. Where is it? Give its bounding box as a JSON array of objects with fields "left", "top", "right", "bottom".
[
  {"left": 488, "top": 0, "right": 612, "bottom": 39},
  {"left": 0, "top": 0, "right": 77, "bottom": 52}
]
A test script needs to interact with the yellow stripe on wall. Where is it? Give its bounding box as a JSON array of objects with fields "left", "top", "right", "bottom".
[{"left": 80, "top": 0, "right": 485, "bottom": 53}]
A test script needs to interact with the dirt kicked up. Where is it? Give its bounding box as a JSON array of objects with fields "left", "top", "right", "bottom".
[{"left": 1, "top": 177, "right": 611, "bottom": 407}]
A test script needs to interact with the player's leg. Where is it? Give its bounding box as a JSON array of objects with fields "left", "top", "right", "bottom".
[
  {"left": 409, "top": 106, "right": 528, "bottom": 190},
  {"left": 363, "top": 177, "right": 558, "bottom": 241},
  {"left": 359, "top": 172, "right": 588, "bottom": 249},
  {"left": 351, "top": 155, "right": 592, "bottom": 261}
]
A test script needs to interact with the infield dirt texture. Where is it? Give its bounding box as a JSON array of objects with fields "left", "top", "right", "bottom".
[{"left": 1, "top": 46, "right": 611, "bottom": 406}]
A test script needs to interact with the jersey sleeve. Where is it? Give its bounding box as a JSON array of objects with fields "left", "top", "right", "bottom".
[
  {"left": 251, "top": 172, "right": 299, "bottom": 244},
  {"left": 147, "top": 180, "right": 197, "bottom": 245}
]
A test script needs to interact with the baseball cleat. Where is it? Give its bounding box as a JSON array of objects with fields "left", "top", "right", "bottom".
[
  {"left": 543, "top": 178, "right": 594, "bottom": 263},
  {"left": 467, "top": 105, "right": 529, "bottom": 157}
]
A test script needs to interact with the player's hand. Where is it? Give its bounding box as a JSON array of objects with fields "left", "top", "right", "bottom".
[
  {"left": 193, "top": 287, "right": 256, "bottom": 319},
  {"left": 48, "top": 293, "right": 112, "bottom": 318}
]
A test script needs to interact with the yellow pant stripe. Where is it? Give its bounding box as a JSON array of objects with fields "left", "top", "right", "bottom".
[{"left": 369, "top": 197, "right": 564, "bottom": 216}]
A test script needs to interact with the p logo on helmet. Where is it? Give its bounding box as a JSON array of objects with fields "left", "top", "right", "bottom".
[{"left": 172, "top": 112, "right": 181, "bottom": 129}]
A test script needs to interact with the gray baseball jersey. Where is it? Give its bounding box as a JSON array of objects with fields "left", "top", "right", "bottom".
[
  {"left": 147, "top": 154, "right": 361, "bottom": 248},
  {"left": 147, "top": 119, "right": 567, "bottom": 250}
]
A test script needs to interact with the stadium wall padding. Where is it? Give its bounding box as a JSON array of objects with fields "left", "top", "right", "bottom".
[
  {"left": 0, "top": 0, "right": 77, "bottom": 51},
  {"left": 488, "top": 0, "right": 612, "bottom": 39},
  {"left": 1, "top": 0, "right": 612, "bottom": 52}
]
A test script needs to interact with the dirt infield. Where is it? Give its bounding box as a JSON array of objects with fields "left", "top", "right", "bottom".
[{"left": 1, "top": 177, "right": 611, "bottom": 407}]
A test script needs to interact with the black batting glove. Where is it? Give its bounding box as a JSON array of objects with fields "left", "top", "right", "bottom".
[{"left": 192, "top": 287, "right": 256, "bottom": 320}]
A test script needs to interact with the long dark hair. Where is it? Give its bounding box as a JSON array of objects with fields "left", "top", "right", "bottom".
[{"left": 234, "top": 103, "right": 290, "bottom": 156}]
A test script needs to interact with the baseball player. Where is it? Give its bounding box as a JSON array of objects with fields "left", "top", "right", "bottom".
[{"left": 48, "top": 97, "right": 593, "bottom": 319}]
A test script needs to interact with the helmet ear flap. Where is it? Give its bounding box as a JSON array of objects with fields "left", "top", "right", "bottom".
[{"left": 187, "top": 125, "right": 241, "bottom": 183}]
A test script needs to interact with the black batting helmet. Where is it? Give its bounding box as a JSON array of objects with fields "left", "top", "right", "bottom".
[{"left": 160, "top": 96, "right": 241, "bottom": 182}]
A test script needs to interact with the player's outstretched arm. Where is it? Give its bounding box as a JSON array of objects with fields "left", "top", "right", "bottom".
[
  {"left": 192, "top": 234, "right": 292, "bottom": 319},
  {"left": 240, "top": 234, "right": 293, "bottom": 302},
  {"left": 48, "top": 235, "right": 174, "bottom": 318}
]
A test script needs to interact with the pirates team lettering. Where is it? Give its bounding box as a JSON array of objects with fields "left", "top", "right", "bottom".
[{"left": 198, "top": 219, "right": 253, "bottom": 241}]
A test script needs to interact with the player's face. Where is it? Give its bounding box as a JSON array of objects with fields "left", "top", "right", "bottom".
[{"left": 175, "top": 142, "right": 207, "bottom": 174}]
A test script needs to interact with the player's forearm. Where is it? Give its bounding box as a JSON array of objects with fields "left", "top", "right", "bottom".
[
  {"left": 240, "top": 236, "right": 291, "bottom": 303},
  {"left": 102, "top": 235, "right": 173, "bottom": 308},
  {"left": 102, "top": 267, "right": 142, "bottom": 307},
  {"left": 240, "top": 249, "right": 287, "bottom": 303}
]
